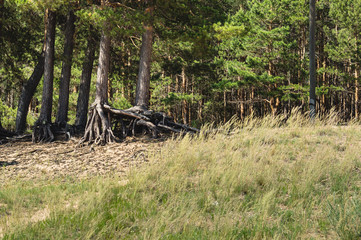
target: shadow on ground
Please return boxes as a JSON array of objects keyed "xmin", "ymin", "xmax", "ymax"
[{"xmin": 0, "ymin": 160, "xmax": 18, "ymax": 167}]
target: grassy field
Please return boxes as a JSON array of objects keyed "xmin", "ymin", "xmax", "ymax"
[{"xmin": 1, "ymin": 111, "xmax": 361, "ymax": 239}]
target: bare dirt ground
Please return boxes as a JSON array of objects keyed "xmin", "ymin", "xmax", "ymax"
[{"xmin": 0, "ymin": 137, "xmax": 165, "ymax": 183}]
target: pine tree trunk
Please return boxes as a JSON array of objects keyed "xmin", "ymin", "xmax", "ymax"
[
  {"xmin": 15, "ymin": 51, "xmax": 44, "ymax": 134},
  {"xmin": 40, "ymin": 9, "xmax": 56, "ymax": 123},
  {"xmin": 32, "ymin": 9, "xmax": 56, "ymax": 143},
  {"xmin": 181, "ymin": 66, "xmax": 187, "ymax": 124},
  {"xmin": 240, "ymin": 90, "xmax": 244, "ymax": 120},
  {"xmin": 188, "ymin": 75, "xmax": 193, "ymax": 124},
  {"xmin": 56, "ymin": 10, "xmax": 75, "ymax": 125},
  {"xmin": 223, "ymin": 90, "xmax": 227, "ymax": 123},
  {"xmin": 135, "ymin": 1, "xmax": 154, "ymax": 108},
  {"xmin": 75, "ymin": 29, "xmax": 97, "ymax": 129},
  {"xmin": 80, "ymin": 29, "xmax": 116, "ymax": 145},
  {"xmin": 175, "ymin": 74, "xmax": 180, "ymax": 121},
  {"xmin": 355, "ymin": 67, "xmax": 359, "ymax": 119},
  {"xmin": 309, "ymin": 0, "xmax": 316, "ymax": 118},
  {"xmin": 95, "ymin": 31, "xmax": 111, "ymax": 104},
  {"xmin": 15, "ymin": 5, "xmax": 50, "ymax": 135}
]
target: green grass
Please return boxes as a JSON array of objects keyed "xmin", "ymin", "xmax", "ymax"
[{"xmin": 1, "ymin": 111, "xmax": 361, "ymax": 239}]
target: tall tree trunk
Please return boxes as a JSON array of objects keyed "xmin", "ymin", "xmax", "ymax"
[
  {"xmin": 15, "ymin": 51, "xmax": 44, "ymax": 134},
  {"xmin": 80, "ymin": 29, "xmax": 116, "ymax": 145},
  {"xmin": 355, "ymin": 67, "xmax": 359, "ymax": 119},
  {"xmin": 56, "ymin": 10, "xmax": 75, "ymax": 125},
  {"xmin": 181, "ymin": 66, "xmax": 187, "ymax": 124},
  {"xmin": 135, "ymin": 0, "xmax": 154, "ymax": 108},
  {"xmin": 188, "ymin": 75, "xmax": 193, "ymax": 124},
  {"xmin": 32, "ymin": 9, "xmax": 56, "ymax": 142},
  {"xmin": 223, "ymin": 90, "xmax": 227, "ymax": 123},
  {"xmin": 95, "ymin": 31, "xmax": 111, "ymax": 104},
  {"xmin": 75, "ymin": 29, "xmax": 97, "ymax": 129},
  {"xmin": 15, "ymin": 5, "xmax": 50, "ymax": 134},
  {"xmin": 309, "ymin": 0, "xmax": 316, "ymax": 119},
  {"xmin": 40, "ymin": 9, "xmax": 56, "ymax": 122}
]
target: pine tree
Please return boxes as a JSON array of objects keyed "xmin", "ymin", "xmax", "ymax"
[
  {"xmin": 56, "ymin": 10, "xmax": 76, "ymax": 125},
  {"xmin": 32, "ymin": 9, "xmax": 56, "ymax": 142}
]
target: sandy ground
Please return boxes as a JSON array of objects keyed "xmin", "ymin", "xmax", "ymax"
[{"xmin": 0, "ymin": 137, "xmax": 165, "ymax": 183}]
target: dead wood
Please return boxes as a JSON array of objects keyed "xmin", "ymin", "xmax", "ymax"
[
  {"xmin": 157, "ymin": 123, "xmax": 182, "ymax": 133},
  {"xmin": 79, "ymin": 103, "xmax": 199, "ymax": 145},
  {"xmin": 86, "ymin": 103, "xmax": 199, "ymax": 145},
  {"xmin": 104, "ymin": 104, "xmax": 150, "ymax": 121}
]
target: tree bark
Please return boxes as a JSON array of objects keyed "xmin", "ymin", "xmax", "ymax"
[
  {"xmin": 40, "ymin": 9, "xmax": 56, "ymax": 123},
  {"xmin": 15, "ymin": 3, "xmax": 50, "ymax": 134},
  {"xmin": 80, "ymin": 29, "xmax": 115, "ymax": 145},
  {"xmin": 32, "ymin": 9, "xmax": 56, "ymax": 142},
  {"xmin": 56, "ymin": 10, "xmax": 75, "ymax": 125},
  {"xmin": 309, "ymin": 0, "xmax": 316, "ymax": 119},
  {"xmin": 15, "ymin": 51, "xmax": 44, "ymax": 134},
  {"xmin": 223, "ymin": 90, "xmax": 227, "ymax": 123},
  {"xmin": 181, "ymin": 66, "xmax": 187, "ymax": 124},
  {"xmin": 75, "ymin": 29, "xmax": 97, "ymax": 129},
  {"xmin": 135, "ymin": 1, "xmax": 154, "ymax": 108},
  {"xmin": 95, "ymin": 31, "xmax": 111, "ymax": 104},
  {"xmin": 355, "ymin": 67, "xmax": 359, "ymax": 119}
]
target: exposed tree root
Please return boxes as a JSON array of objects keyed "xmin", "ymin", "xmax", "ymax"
[
  {"xmin": 32, "ymin": 122, "xmax": 54, "ymax": 143},
  {"xmin": 79, "ymin": 103, "xmax": 199, "ymax": 145},
  {"xmin": 79, "ymin": 103, "xmax": 117, "ymax": 145}
]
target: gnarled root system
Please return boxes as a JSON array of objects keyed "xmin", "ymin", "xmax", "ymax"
[
  {"xmin": 32, "ymin": 122, "xmax": 54, "ymax": 143},
  {"xmin": 80, "ymin": 103, "xmax": 116, "ymax": 145}
]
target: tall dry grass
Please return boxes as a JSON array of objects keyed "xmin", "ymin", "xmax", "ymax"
[{"xmin": 2, "ymin": 109, "xmax": 361, "ymax": 239}]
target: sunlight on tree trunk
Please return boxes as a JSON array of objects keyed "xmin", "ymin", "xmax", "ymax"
[
  {"xmin": 80, "ymin": 29, "xmax": 116, "ymax": 145},
  {"xmin": 135, "ymin": 1, "xmax": 154, "ymax": 108}
]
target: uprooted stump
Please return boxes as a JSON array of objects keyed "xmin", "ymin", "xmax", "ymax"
[{"xmin": 79, "ymin": 104, "xmax": 199, "ymax": 145}]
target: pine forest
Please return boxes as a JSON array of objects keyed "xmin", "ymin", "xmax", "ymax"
[{"xmin": 1, "ymin": 0, "xmax": 361, "ymax": 138}]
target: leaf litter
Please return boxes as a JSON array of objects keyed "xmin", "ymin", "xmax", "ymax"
[{"xmin": 0, "ymin": 137, "xmax": 165, "ymax": 183}]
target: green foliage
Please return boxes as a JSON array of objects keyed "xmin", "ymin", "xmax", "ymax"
[
  {"xmin": 3, "ymin": 0, "xmax": 361, "ymax": 130},
  {"xmin": 0, "ymin": 100, "xmax": 17, "ymax": 130},
  {"xmin": 111, "ymin": 94, "xmax": 132, "ymax": 110}
]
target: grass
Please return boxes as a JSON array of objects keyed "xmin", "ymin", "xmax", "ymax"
[
  {"xmin": 1, "ymin": 110, "xmax": 361, "ymax": 239},
  {"xmin": 0, "ymin": 176, "xmax": 119, "ymax": 238}
]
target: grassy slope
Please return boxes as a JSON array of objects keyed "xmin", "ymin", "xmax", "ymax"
[{"xmin": 2, "ymin": 112, "xmax": 361, "ymax": 239}]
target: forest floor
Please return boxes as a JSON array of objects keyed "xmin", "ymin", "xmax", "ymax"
[{"xmin": 0, "ymin": 136, "xmax": 165, "ymax": 183}]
